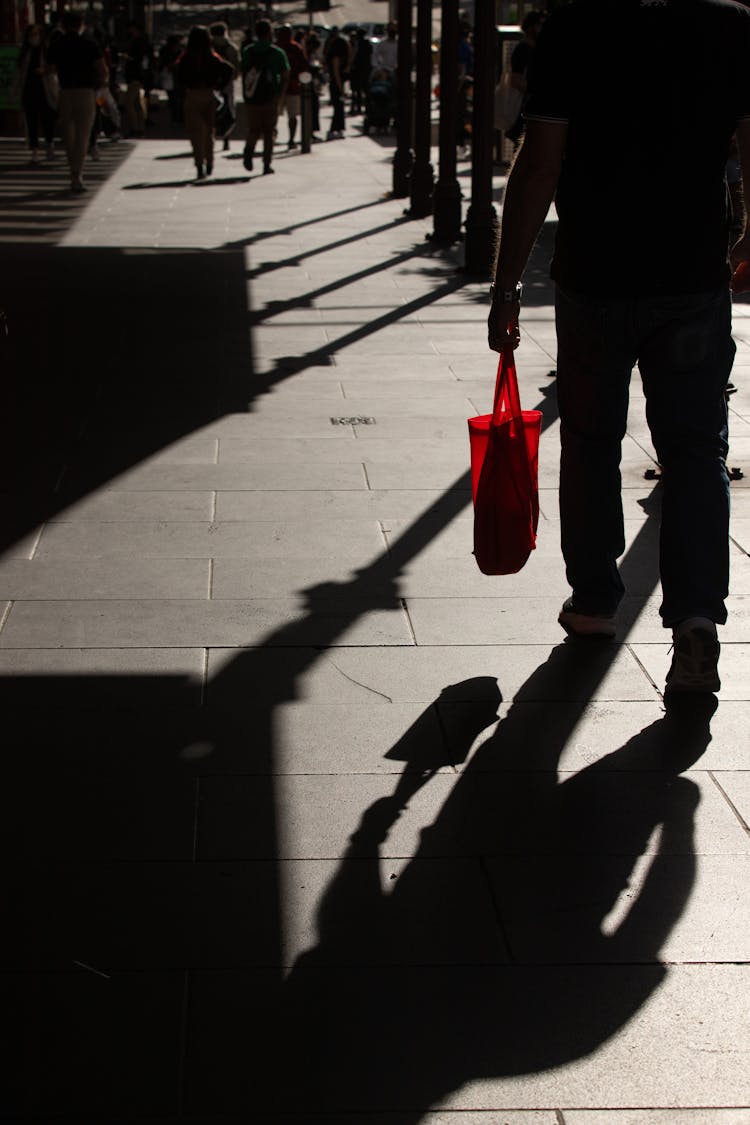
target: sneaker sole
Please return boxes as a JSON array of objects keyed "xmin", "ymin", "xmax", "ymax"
[{"xmin": 558, "ymin": 612, "xmax": 617, "ymax": 639}]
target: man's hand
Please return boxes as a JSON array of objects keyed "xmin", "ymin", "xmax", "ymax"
[{"xmin": 488, "ymin": 294, "xmax": 521, "ymax": 352}]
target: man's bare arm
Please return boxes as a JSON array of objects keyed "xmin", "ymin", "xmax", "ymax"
[{"xmin": 488, "ymin": 118, "xmax": 568, "ymax": 351}]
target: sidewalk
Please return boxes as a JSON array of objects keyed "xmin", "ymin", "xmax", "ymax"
[{"xmin": 2, "ymin": 130, "xmax": 750, "ymax": 1122}]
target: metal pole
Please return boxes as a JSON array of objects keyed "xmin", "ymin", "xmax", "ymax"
[
  {"xmin": 409, "ymin": 0, "xmax": 433, "ymax": 217},
  {"xmin": 392, "ymin": 0, "xmax": 413, "ymax": 198},
  {"xmin": 464, "ymin": 0, "xmax": 498, "ymax": 275},
  {"xmin": 432, "ymin": 0, "xmax": 461, "ymax": 242}
]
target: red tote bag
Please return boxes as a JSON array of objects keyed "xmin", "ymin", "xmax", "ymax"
[{"xmin": 468, "ymin": 347, "xmax": 542, "ymax": 575}]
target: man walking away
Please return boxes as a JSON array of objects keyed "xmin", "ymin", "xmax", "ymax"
[
  {"xmin": 242, "ymin": 19, "xmax": 289, "ymax": 174},
  {"xmin": 46, "ymin": 11, "xmax": 106, "ymax": 193},
  {"xmin": 488, "ymin": 0, "xmax": 750, "ymax": 695},
  {"xmin": 275, "ymin": 24, "xmax": 309, "ymax": 150}
]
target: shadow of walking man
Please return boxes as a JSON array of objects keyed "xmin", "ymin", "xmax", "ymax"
[{"xmin": 277, "ymin": 647, "xmax": 716, "ymax": 1121}]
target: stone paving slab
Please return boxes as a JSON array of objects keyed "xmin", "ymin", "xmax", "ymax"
[
  {"xmin": 0, "ymin": 598, "xmax": 414, "ymax": 649},
  {"xmin": 0, "ymin": 648, "xmax": 204, "ymax": 705},
  {"xmin": 448, "ymin": 699, "xmax": 750, "ymax": 773},
  {"xmin": 0, "ymin": 557, "xmax": 210, "ymax": 599},
  {"xmin": 34, "ymin": 518, "xmax": 387, "ymax": 560},
  {"xmin": 214, "ymin": 487, "xmax": 472, "ymax": 521},
  {"xmin": 566, "ymin": 1114, "xmax": 750, "ymax": 1125},
  {"xmin": 206, "ymin": 643, "xmax": 659, "ymax": 705},
  {"xmin": 89, "ymin": 461, "xmax": 369, "ymax": 491},
  {"xmin": 2, "ymin": 969, "xmax": 183, "ymax": 1118},
  {"xmin": 45, "ymin": 490, "xmax": 215, "ymax": 522},
  {"xmin": 182, "ymin": 964, "xmax": 750, "ymax": 1114}
]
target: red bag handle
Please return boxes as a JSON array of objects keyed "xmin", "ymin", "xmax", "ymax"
[{"xmin": 491, "ymin": 345, "xmax": 523, "ymax": 427}]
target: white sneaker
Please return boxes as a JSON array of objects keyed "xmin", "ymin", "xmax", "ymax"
[{"xmin": 665, "ymin": 618, "xmax": 720, "ymax": 695}]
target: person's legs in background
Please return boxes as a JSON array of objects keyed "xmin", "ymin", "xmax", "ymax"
[
  {"xmin": 125, "ymin": 79, "xmax": 145, "ymax": 134},
  {"xmin": 22, "ymin": 96, "xmax": 41, "ymax": 162},
  {"xmin": 244, "ymin": 104, "xmax": 261, "ymax": 171},
  {"xmin": 328, "ymin": 82, "xmax": 345, "ymax": 137},
  {"xmin": 41, "ymin": 95, "xmax": 57, "ymax": 157},
  {"xmin": 58, "ymin": 88, "xmax": 95, "ymax": 191},
  {"xmin": 286, "ymin": 94, "xmax": 300, "ymax": 149},
  {"xmin": 261, "ymin": 102, "xmax": 277, "ymax": 171},
  {"xmin": 201, "ymin": 89, "xmax": 216, "ymax": 174},
  {"xmin": 184, "ymin": 89, "xmax": 205, "ymax": 177}
]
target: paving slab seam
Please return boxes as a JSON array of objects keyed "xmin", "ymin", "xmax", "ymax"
[
  {"xmin": 708, "ymin": 773, "xmax": 750, "ymax": 838},
  {"xmin": 623, "ymin": 642, "xmax": 662, "ymax": 696},
  {"xmin": 0, "ymin": 600, "xmax": 12, "ymax": 635}
]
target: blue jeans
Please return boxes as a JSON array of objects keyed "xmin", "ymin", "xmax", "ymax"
[{"xmin": 555, "ymin": 285, "xmax": 734, "ymax": 627}]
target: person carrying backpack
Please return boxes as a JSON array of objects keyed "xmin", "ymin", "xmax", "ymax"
[{"xmin": 241, "ymin": 18, "xmax": 289, "ymax": 174}]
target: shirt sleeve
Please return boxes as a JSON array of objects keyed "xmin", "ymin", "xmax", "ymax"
[{"xmin": 523, "ymin": 10, "xmax": 574, "ymax": 124}]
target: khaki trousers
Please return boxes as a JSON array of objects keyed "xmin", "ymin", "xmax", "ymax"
[
  {"xmin": 125, "ymin": 80, "xmax": 145, "ymax": 133},
  {"xmin": 58, "ymin": 88, "xmax": 96, "ymax": 182},
  {"xmin": 184, "ymin": 87, "xmax": 216, "ymax": 166}
]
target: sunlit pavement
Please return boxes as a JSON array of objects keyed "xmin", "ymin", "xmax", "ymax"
[{"xmin": 2, "ymin": 129, "xmax": 750, "ymax": 1122}]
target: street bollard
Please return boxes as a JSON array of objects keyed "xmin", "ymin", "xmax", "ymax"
[{"xmin": 300, "ymin": 71, "xmax": 313, "ymax": 154}]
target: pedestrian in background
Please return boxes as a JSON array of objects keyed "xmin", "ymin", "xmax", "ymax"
[
  {"xmin": 489, "ymin": 0, "xmax": 750, "ymax": 695},
  {"xmin": 349, "ymin": 28, "xmax": 372, "ymax": 116},
  {"xmin": 324, "ymin": 26, "xmax": 348, "ymax": 139},
  {"xmin": 177, "ymin": 25, "xmax": 234, "ymax": 180},
  {"xmin": 122, "ymin": 21, "xmax": 151, "ymax": 136},
  {"xmin": 210, "ymin": 22, "xmax": 239, "ymax": 150},
  {"xmin": 15, "ymin": 23, "xmax": 57, "ymax": 164},
  {"xmin": 503, "ymin": 9, "xmax": 545, "ymax": 149},
  {"xmin": 275, "ymin": 24, "xmax": 308, "ymax": 150},
  {"xmin": 158, "ymin": 34, "xmax": 184, "ymax": 125},
  {"xmin": 372, "ymin": 21, "xmax": 398, "ymax": 72},
  {"xmin": 242, "ymin": 19, "xmax": 289, "ymax": 174},
  {"xmin": 305, "ymin": 30, "xmax": 323, "ymax": 139},
  {"xmin": 46, "ymin": 10, "xmax": 106, "ymax": 193}
]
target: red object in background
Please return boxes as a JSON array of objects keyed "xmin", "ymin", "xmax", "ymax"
[{"xmin": 731, "ymin": 260, "xmax": 750, "ymax": 293}]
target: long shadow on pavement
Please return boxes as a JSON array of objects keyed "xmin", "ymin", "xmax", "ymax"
[{"xmin": 2, "ymin": 141, "xmax": 695, "ymax": 1120}]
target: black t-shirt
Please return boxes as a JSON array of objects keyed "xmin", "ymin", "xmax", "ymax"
[
  {"xmin": 525, "ymin": 0, "xmax": 750, "ymax": 296},
  {"xmin": 326, "ymin": 35, "xmax": 349, "ymax": 68},
  {"xmin": 47, "ymin": 31, "xmax": 102, "ymax": 89}
]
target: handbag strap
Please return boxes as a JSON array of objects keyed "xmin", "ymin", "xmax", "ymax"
[{"xmin": 491, "ymin": 345, "xmax": 523, "ymax": 426}]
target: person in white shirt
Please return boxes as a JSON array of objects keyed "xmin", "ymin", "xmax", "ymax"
[{"xmin": 372, "ymin": 22, "xmax": 397, "ymax": 72}]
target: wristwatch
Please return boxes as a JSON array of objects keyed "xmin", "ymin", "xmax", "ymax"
[{"xmin": 490, "ymin": 282, "xmax": 523, "ymax": 302}]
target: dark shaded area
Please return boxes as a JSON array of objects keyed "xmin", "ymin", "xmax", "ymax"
[
  {"xmin": 3, "ymin": 473, "xmax": 700, "ymax": 1121},
  {"xmin": 1, "ymin": 243, "xmax": 253, "ymax": 553}
]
